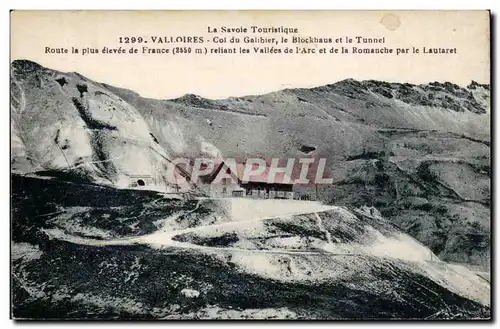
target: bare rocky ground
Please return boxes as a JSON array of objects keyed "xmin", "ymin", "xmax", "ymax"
[
  {"xmin": 11, "ymin": 175, "xmax": 490, "ymax": 319},
  {"xmin": 10, "ymin": 60, "xmax": 490, "ymax": 319}
]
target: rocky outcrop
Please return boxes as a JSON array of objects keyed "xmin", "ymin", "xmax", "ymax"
[
  {"xmin": 11, "ymin": 174, "xmax": 490, "ymax": 319},
  {"xmin": 10, "ymin": 60, "xmax": 490, "ymax": 268}
]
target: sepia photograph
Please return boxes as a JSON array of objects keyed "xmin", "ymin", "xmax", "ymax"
[{"xmin": 9, "ymin": 10, "xmax": 491, "ymax": 320}]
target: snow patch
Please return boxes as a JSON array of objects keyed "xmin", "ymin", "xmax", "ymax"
[
  {"xmin": 11, "ymin": 243, "xmax": 43, "ymax": 261},
  {"xmin": 180, "ymin": 288, "xmax": 200, "ymax": 298}
]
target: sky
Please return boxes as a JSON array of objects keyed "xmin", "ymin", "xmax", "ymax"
[{"xmin": 11, "ymin": 10, "xmax": 490, "ymax": 99}]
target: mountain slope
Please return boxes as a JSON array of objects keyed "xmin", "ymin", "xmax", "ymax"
[
  {"xmin": 10, "ymin": 59, "xmax": 490, "ymax": 269},
  {"xmin": 11, "ymin": 174, "xmax": 490, "ymax": 319}
]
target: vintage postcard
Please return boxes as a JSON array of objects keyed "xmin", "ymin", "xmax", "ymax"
[{"xmin": 10, "ymin": 10, "xmax": 491, "ymax": 320}]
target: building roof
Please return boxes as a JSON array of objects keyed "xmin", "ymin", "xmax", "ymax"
[{"xmin": 208, "ymin": 158, "xmax": 294, "ymax": 185}]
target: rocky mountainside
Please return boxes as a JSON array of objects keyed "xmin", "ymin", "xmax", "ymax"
[
  {"xmin": 11, "ymin": 175, "xmax": 490, "ymax": 319},
  {"xmin": 10, "ymin": 60, "xmax": 490, "ymax": 269}
]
